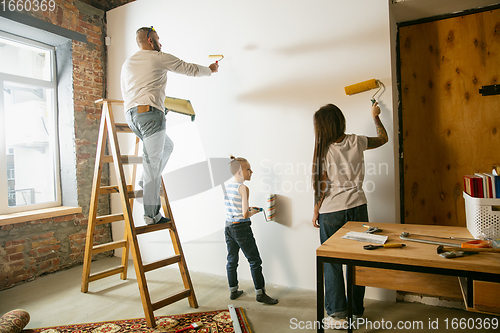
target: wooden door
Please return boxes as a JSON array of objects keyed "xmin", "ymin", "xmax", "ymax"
[{"xmin": 399, "ymin": 8, "xmax": 500, "ymax": 226}]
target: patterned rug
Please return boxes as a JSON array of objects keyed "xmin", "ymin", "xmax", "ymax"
[{"xmin": 23, "ymin": 308, "xmax": 252, "ymax": 333}]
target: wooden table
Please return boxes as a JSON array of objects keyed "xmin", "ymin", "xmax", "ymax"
[{"xmin": 316, "ymin": 222, "xmax": 500, "ymax": 333}]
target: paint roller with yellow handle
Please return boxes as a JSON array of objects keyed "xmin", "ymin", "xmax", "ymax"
[
  {"xmin": 344, "ymin": 79, "xmax": 383, "ymax": 104},
  {"xmin": 208, "ymin": 54, "xmax": 224, "ymax": 63}
]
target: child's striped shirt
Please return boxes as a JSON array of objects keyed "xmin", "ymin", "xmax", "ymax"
[{"xmin": 225, "ymin": 182, "xmax": 250, "ymax": 224}]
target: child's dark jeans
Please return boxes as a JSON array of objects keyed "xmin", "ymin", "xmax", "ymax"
[{"xmin": 225, "ymin": 221, "xmax": 265, "ymax": 294}]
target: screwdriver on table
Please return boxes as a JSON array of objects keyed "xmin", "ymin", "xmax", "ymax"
[{"xmin": 363, "ymin": 244, "xmax": 406, "ymax": 250}]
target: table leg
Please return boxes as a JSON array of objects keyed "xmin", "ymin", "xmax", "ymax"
[
  {"xmin": 466, "ymin": 277, "xmax": 474, "ymax": 309},
  {"xmin": 347, "ymin": 264, "xmax": 354, "ymax": 333},
  {"xmin": 317, "ymin": 257, "xmax": 324, "ymax": 333},
  {"xmin": 458, "ymin": 276, "xmax": 475, "ymax": 309}
]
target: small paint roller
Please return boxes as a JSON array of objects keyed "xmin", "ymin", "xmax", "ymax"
[
  {"xmin": 267, "ymin": 193, "xmax": 276, "ymax": 222},
  {"xmin": 248, "ymin": 194, "xmax": 275, "ymax": 222},
  {"xmin": 344, "ymin": 79, "xmax": 383, "ymax": 105},
  {"xmin": 208, "ymin": 54, "xmax": 224, "ymax": 64}
]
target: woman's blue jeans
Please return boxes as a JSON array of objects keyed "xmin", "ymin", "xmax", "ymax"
[
  {"xmin": 319, "ymin": 204, "xmax": 368, "ymax": 318},
  {"xmin": 125, "ymin": 107, "xmax": 174, "ymax": 224},
  {"xmin": 225, "ymin": 222, "xmax": 265, "ymax": 294}
]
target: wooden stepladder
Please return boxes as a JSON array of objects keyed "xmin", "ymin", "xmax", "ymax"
[{"xmin": 81, "ymin": 99, "xmax": 198, "ymax": 328}]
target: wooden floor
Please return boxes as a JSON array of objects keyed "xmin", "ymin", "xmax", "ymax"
[{"xmin": 0, "ymin": 257, "xmax": 498, "ymax": 332}]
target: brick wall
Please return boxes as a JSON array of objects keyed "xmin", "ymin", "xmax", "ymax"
[{"xmin": 0, "ymin": 0, "xmax": 114, "ymax": 291}]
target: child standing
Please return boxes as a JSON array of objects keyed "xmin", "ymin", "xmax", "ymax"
[
  {"xmin": 224, "ymin": 156, "xmax": 278, "ymax": 305},
  {"xmin": 311, "ymin": 102, "xmax": 388, "ymax": 328}
]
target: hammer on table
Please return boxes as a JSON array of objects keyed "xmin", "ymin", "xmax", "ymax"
[{"xmin": 363, "ymin": 224, "xmax": 382, "ymax": 234}]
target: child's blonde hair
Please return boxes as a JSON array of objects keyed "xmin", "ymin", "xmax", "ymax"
[{"xmin": 229, "ymin": 155, "xmax": 248, "ymax": 175}]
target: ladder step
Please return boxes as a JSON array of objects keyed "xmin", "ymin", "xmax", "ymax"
[
  {"xmin": 128, "ymin": 190, "xmax": 143, "ymax": 198},
  {"xmin": 152, "ymin": 289, "xmax": 192, "ymax": 311},
  {"xmin": 135, "ymin": 222, "xmax": 173, "ymax": 235},
  {"xmin": 115, "ymin": 123, "xmax": 133, "ymax": 133},
  {"xmin": 96, "ymin": 213, "xmax": 124, "ymax": 225},
  {"xmin": 95, "ymin": 98, "xmax": 124, "ymax": 105},
  {"xmin": 143, "ymin": 255, "xmax": 182, "ymax": 272},
  {"xmin": 93, "ymin": 240, "xmax": 127, "ymax": 254},
  {"xmin": 88, "ymin": 265, "xmax": 126, "ymax": 282},
  {"xmin": 98, "ymin": 186, "xmax": 141, "ymax": 199},
  {"xmin": 102, "ymin": 155, "xmax": 142, "ymax": 164},
  {"xmin": 100, "ymin": 185, "xmax": 133, "ymax": 194}
]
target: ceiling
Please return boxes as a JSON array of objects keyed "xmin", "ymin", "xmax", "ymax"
[
  {"xmin": 390, "ymin": 0, "xmax": 500, "ymax": 24},
  {"xmin": 80, "ymin": 0, "xmax": 136, "ymax": 12},
  {"xmin": 81, "ymin": 0, "xmax": 500, "ymax": 21}
]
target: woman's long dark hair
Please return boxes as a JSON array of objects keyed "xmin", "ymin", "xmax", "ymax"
[{"xmin": 312, "ymin": 104, "xmax": 346, "ymax": 202}]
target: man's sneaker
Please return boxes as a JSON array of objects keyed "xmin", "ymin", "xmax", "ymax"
[
  {"xmin": 256, "ymin": 292, "xmax": 278, "ymax": 305},
  {"xmin": 156, "ymin": 216, "xmax": 170, "ymax": 224},
  {"xmin": 146, "ymin": 216, "xmax": 171, "ymax": 225}
]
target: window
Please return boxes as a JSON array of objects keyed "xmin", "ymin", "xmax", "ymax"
[{"xmin": 0, "ymin": 31, "xmax": 60, "ymax": 214}]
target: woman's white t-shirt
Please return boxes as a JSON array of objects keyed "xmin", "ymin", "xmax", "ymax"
[{"xmin": 319, "ymin": 134, "xmax": 368, "ymax": 214}]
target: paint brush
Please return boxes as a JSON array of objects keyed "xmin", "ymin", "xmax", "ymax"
[
  {"xmin": 174, "ymin": 322, "xmax": 203, "ymax": 332},
  {"xmin": 209, "ymin": 54, "xmax": 224, "ymax": 63}
]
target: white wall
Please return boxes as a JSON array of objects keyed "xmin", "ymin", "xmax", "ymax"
[{"xmin": 106, "ymin": 0, "xmax": 396, "ymax": 293}]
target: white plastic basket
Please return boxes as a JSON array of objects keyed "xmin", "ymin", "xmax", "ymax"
[{"xmin": 463, "ymin": 192, "xmax": 500, "ymax": 239}]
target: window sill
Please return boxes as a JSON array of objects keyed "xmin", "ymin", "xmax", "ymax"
[{"xmin": 0, "ymin": 206, "xmax": 82, "ymax": 226}]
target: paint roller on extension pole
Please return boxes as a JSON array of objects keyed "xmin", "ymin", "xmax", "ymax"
[{"xmin": 344, "ymin": 79, "xmax": 385, "ymax": 105}]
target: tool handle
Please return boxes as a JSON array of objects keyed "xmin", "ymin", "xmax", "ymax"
[
  {"xmin": 440, "ymin": 246, "xmax": 500, "ymax": 253},
  {"xmin": 461, "ymin": 240, "xmax": 491, "ymax": 248},
  {"xmin": 175, "ymin": 325, "xmax": 193, "ymax": 333},
  {"xmin": 383, "ymin": 243, "xmax": 406, "ymax": 248}
]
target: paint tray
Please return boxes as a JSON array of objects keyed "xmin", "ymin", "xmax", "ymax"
[
  {"xmin": 164, "ymin": 96, "xmax": 196, "ymax": 121},
  {"xmin": 341, "ymin": 231, "xmax": 388, "ymax": 244}
]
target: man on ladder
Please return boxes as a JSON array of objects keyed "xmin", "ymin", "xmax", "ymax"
[{"xmin": 121, "ymin": 26, "xmax": 219, "ymax": 225}]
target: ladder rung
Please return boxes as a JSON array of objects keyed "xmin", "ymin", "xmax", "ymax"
[
  {"xmin": 143, "ymin": 255, "xmax": 182, "ymax": 272},
  {"xmin": 93, "ymin": 240, "xmax": 127, "ymax": 254},
  {"xmin": 135, "ymin": 222, "xmax": 173, "ymax": 235},
  {"xmin": 115, "ymin": 123, "xmax": 133, "ymax": 133},
  {"xmin": 152, "ymin": 289, "xmax": 192, "ymax": 311},
  {"xmin": 102, "ymin": 155, "xmax": 143, "ymax": 164},
  {"xmin": 128, "ymin": 190, "xmax": 143, "ymax": 198},
  {"xmin": 96, "ymin": 213, "xmax": 124, "ymax": 225},
  {"xmin": 95, "ymin": 98, "xmax": 124, "ymax": 105},
  {"xmin": 88, "ymin": 265, "xmax": 126, "ymax": 282},
  {"xmin": 100, "ymin": 185, "xmax": 133, "ymax": 194}
]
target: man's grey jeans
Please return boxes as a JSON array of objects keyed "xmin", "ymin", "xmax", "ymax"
[{"xmin": 125, "ymin": 106, "xmax": 173, "ymax": 225}]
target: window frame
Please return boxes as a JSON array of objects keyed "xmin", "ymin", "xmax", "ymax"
[{"xmin": 0, "ymin": 30, "xmax": 61, "ymax": 214}]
